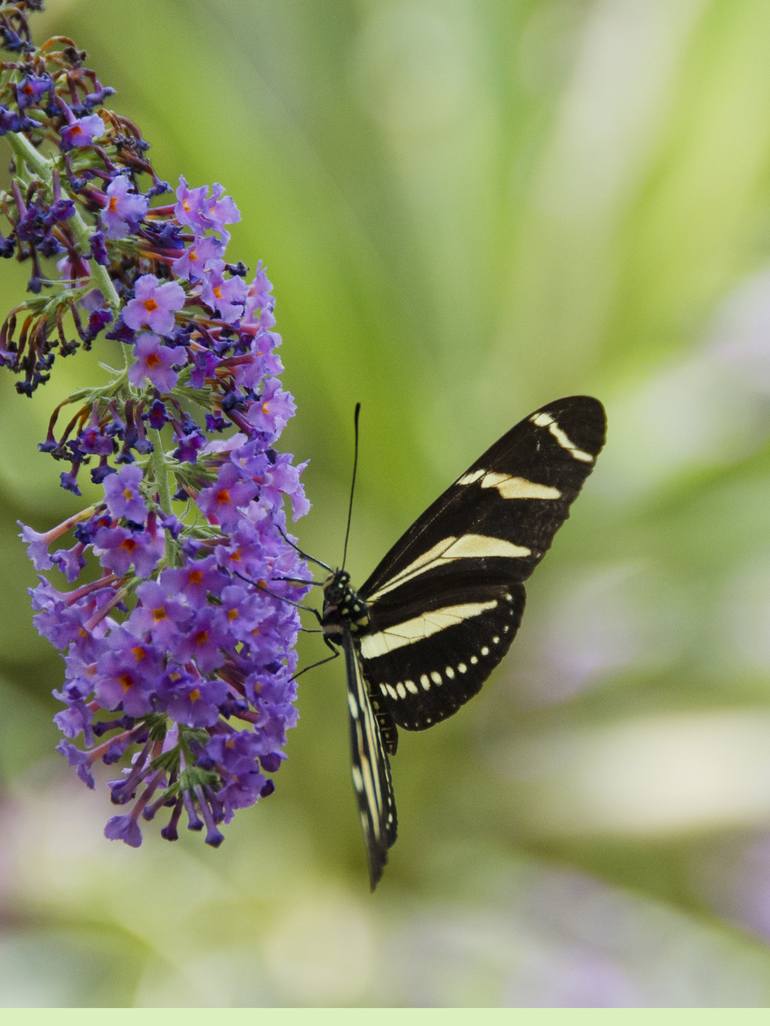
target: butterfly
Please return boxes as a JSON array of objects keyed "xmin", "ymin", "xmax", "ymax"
[{"xmin": 318, "ymin": 396, "xmax": 606, "ymax": 888}]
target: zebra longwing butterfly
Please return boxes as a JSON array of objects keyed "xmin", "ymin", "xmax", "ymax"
[{"xmin": 319, "ymin": 396, "xmax": 606, "ymax": 889}]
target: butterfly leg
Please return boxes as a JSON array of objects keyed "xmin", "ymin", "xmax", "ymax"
[{"xmin": 291, "ymin": 645, "xmax": 340, "ymax": 682}]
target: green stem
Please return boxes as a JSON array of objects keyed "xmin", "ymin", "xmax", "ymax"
[
  {"xmin": 151, "ymin": 429, "xmax": 175, "ymax": 563},
  {"xmin": 151, "ymin": 429, "xmax": 174, "ymax": 511},
  {"xmin": 7, "ymin": 132, "xmax": 121, "ymax": 312}
]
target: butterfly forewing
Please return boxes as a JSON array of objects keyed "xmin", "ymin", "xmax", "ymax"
[
  {"xmin": 342, "ymin": 629, "xmax": 398, "ymax": 889},
  {"xmin": 361, "ymin": 396, "xmax": 605, "ymax": 597},
  {"xmin": 357, "ymin": 396, "xmax": 606, "ymax": 730}
]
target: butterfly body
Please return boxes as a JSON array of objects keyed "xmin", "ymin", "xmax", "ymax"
[
  {"xmin": 321, "ymin": 395, "xmax": 607, "ymax": 889},
  {"xmin": 321, "ymin": 570, "xmax": 370, "ymax": 643}
]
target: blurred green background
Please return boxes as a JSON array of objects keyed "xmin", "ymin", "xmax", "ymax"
[{"xmin": 2, "ymin": 0, "xmax": 770, "ymax": 1007}]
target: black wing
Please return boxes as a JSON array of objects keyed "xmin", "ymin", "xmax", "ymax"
[
  {"xmin": 357, "ymin": 396, "xmax": 606, "ymax": 730},
  {"xmin": 342, "ymin": 628, "xmax": 398, "ymax": 890}
]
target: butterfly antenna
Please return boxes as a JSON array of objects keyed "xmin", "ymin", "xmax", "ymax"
[
  {"xmin": 276, "ymin": 524, "xmax": 333, "ymax": 573},
  {"xmin": 341, "ymin": 402, "xmax": 361, "ymax": 571},
  {"xmin": 233, "ymin": 569, "xmax": 323, "ymax": 622}
]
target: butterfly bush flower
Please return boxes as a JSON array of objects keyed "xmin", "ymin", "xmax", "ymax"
[{"xmin": 0, "ymin": 1, "xmax": 311, "ymax": 848}]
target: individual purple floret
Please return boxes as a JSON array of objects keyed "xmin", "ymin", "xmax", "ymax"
[
  {"xmin": 103, "ymin": 465, "xmax": 148, "ymax": 524},
  {"xmin": 104, "ymin": 814, "xmax": 143, "ymax": 848},
  {"xmin": 59, "ymin": 112, "xmax": 104, "ymax": 150},
  {"xmin": 128, "ymin": 333, "xmax": 186, "ymax": 392},
  {"xmin": 172, "ymin": 235, "xmax": 223, "ymax": 281},
  {"xmin": 175, "ymin": 176, "xmax": 240, "ymax": 238},
  {"xmin": 122, "ymin": 273, "xmax": 186, "ymax": 337},
  {"xmin": 101, "ymin": 175, "xmax": 149, "ymax": 239}
]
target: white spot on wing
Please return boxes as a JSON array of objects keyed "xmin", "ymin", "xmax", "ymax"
[
  {"xmin": 430, "ymin": 670, "xmax": 442, "ymax": 685},
  {"xmin": 405, "ymin": 679, "xmax": 418, "ymax": 694},
  {"xmin": 396, "ymin": 682, "xmax": 407, "ymax": 699}
]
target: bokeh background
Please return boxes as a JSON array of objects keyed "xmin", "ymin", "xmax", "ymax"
[{"xmin": 2, "ymin": 0, "xmax": 770, "ymax": 1007}]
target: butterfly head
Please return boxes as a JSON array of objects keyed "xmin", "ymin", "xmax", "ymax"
[{"xmin": 321, "ymin": 569, "xmax": 370, "ymax": 642}]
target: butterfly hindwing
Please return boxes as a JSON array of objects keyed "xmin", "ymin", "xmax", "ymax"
[
  {"xmin": 343, "ymin": 629, "xmax": 398, "ymax": 890},
  {"xmin": 357, "ymin": 396, "xmax": 606, "ymax": 730},
  {"xmin": 360, "ymin": 577, "xmax": 526, "ymax": 730}
]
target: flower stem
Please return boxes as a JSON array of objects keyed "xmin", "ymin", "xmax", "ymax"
[{"xmin": 151, "ymin": 429, "xmax": 174, "ymax": 514}]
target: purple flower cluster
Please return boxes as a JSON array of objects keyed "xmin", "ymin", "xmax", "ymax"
[{"xmin": 0, "ymin": 3, "xmax": 312, "ymax": 847}]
